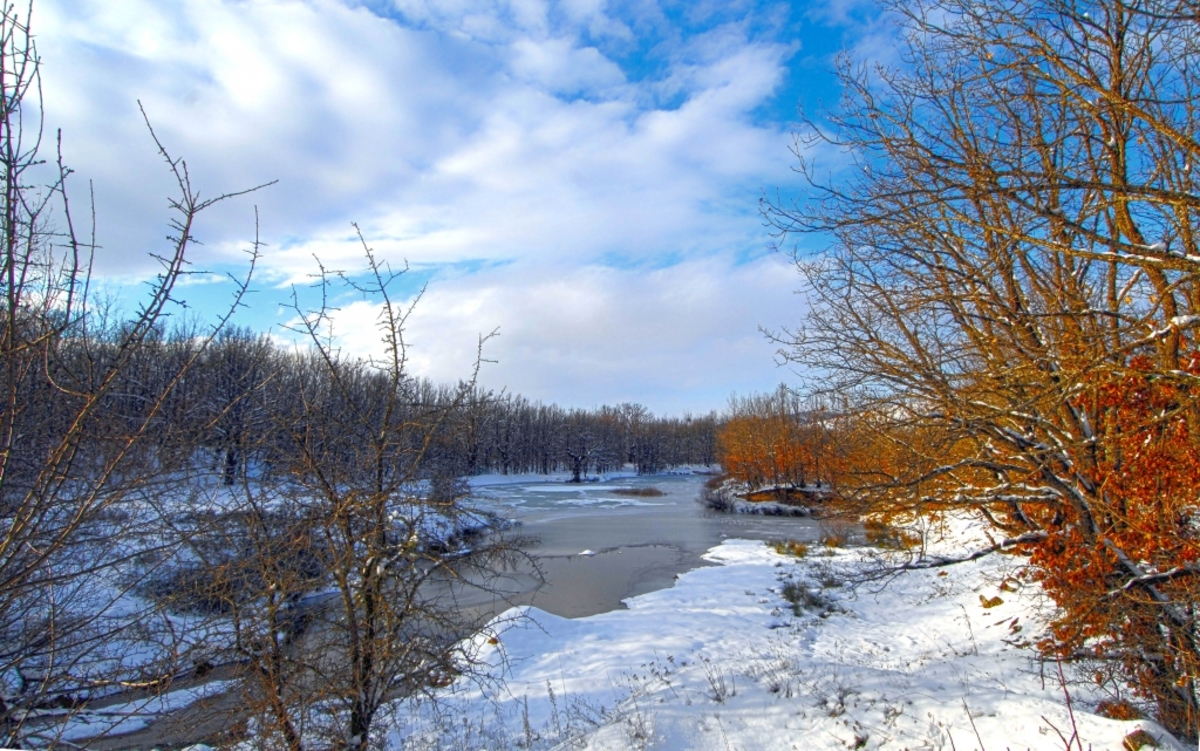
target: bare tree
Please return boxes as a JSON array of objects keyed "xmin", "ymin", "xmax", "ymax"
[
  {"xmin": 0, "ymin": 1, "xmax": 269, "ymax": 742},
  {"xmin": 765, "ymin": 0, "xmax": 1200, "ymax": 738},
  {"xmin": 199, "ymin": 232, "xmax": 525, "ymax": 750}
]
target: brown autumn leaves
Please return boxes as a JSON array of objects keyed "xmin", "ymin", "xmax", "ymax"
[{"xmin": 718, "ymin": 0, "xmax": 1200, "ymax": 740}]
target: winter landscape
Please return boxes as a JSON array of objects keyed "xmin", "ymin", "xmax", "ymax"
[{"xmin": 4, "ymin": 0, "xmax": 1200, "ymax": 749}]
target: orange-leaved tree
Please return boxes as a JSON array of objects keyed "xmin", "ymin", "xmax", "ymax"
[
  {"xmin": 1030, "ymin": 355, "xmax": 1200, "ymax": 731},
  {"xmin": 764, "ymin": 0, "xmax": 1200, "ymax": 737},
  {"xmin": 717, "ymin": 386, "xmax": 844, "ymax": 491},
  {"xmin": 718, "ymin": 413, "xmax": 808, "ymax": 489}
]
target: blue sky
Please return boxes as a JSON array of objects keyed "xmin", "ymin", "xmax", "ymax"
[{"xmin": 37, "ymin": 0, "xmax": 888, "ymax": 414}]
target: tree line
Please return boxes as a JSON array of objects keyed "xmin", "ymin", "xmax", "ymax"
[
  {"xmin": 45, "ymin": 322, "xmax": 719, "ymax": 489},
  {"xmin": 715, "ymin": 385, "xmax": 844, "ymax": 492}
]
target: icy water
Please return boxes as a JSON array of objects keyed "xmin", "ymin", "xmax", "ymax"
[{"xmin": 467, "ymin": 473, "xmax": 822, "ymax": 618}]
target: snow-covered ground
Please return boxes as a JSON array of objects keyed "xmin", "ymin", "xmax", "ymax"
[
  {"xmin": 15, "ymin": 478, "xmax": 513, "ymax": 747},
  {"xmin": 389, "ymin": 525, "xmax": 1188, "ymax": 750},
  {"xmin": 80, "ymin": 475, "xmax": 1185, "ymax": 751},
  {"xmin": 699, "ymin": 476, "xmax": 819, "ymax": 517}
]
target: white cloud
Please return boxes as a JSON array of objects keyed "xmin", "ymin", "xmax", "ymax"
[
  {"xmin": 34, "ymin": 0, "xmax": 817, "ymax": 412},
  {"xmin": 508, "ymin": 37, "xmax": 625, "ymax": 93},
  {"xmin": 326, "ymin": 253, "xmax": 804, "ymax": 413}
]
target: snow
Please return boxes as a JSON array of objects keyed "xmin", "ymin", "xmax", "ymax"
[
  {"xmin": 45, "ymin": 472, "xmax": 1188, "ymax": 750},
  {"xmin": 517, "ymin": 484, "xmax": 628, "ymax": 494},
  {"xmin": 702, "ymin": 477, "xmax": 816, "ymax": 517},
  {"xmin": 465, "ymin": 465, "xmax": 714, "ymax": 490},
  {"xmin": 391, "ymin": 530, "xmax": 1190, "ymax": 751},
  {"xmin": 720, "ymin": 498, "xmax": 812, "ymax": 516},
  {"xmin": 554, "ymin": 495, "xmax": 665, "ymax": 508},
  {"xmin": 10, "ymin": 476, "xmax": 508, "ymax": 746}
]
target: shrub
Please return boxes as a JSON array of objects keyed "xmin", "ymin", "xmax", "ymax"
[
  {"xmin": 819, "ymin": 533, "xmax": 845, "ymax": 548},
  {"xmin": 780, "ymin": 580, "xmax": 835, "ymax": 616},
  {"xmin": 1097, "ymin": 699, "xmax": 1143, "ymax": 721},
  {"xmin": 863, "ymin": 519, "xmax": 920, "ymax": 550},
  {"xmin": 770, "ymin": 539, "xmax": 809, "ymax": 558},
  {"xmin": 704, "ymin": 474, "xmax": 729, "ymax": 490}
]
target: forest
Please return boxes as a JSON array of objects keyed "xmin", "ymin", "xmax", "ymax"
[{"xmin": 24, "ymin": 321, "xmax": 718, "ymax": 488}]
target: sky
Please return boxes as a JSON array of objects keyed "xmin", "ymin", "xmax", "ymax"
[{"xmin": 34, "ymin": 0, "xmax": 889, "ymax": 415}]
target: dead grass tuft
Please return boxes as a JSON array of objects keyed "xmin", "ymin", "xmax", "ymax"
[{"xmin": 612, "ymin": 487, "xmax": 666, "ymax": 497}]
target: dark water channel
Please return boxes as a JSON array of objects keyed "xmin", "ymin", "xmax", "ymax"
[{"xmin": 465, "ymin": 472, "xmax": 822, "ymax": 618}]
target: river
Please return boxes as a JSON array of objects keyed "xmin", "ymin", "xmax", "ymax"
[{"xmin": 464, "ymin": 471, "xmax": 823, "ymax": 618}]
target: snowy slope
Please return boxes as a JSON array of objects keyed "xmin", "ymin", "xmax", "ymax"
[{"xmin": 392, "ymin": 535, "xmax": 1189, "ymax": 751}]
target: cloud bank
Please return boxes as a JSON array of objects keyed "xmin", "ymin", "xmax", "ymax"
[{"xmin": 34, "ymin": 0, "xmax": 862, "ymax": 413}]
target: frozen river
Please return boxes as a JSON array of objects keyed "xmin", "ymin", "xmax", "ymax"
[{"xmin": 467, "ymin": 472, "xmax": 822, "ymax": 618}]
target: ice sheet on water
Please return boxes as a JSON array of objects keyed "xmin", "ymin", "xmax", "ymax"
[
  {"xmin": 519, "ymin": 484, "xmax": 623, "ymax": 493},
  {"xmin": 553, "ymin": 496, "xmax": 664, "ymax": 508}
]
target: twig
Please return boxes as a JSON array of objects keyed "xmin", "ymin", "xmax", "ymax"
[{"xmin": 963, "ymin": 699, "xmax": 987, "ymax": 750}]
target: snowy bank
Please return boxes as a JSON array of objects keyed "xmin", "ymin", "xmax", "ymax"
[
  {"xmin": 700, "ymin": 476, "xmax": 818, "ymax": 517},
  {"xmin": 391, "ymin": 536, "xmax": 1187, "ymax": 750}
]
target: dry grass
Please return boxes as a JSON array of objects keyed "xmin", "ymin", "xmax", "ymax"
[
  {"xmin": 703, "ymin": 474, "xmax": 730, "ymax": 490},
  {"xmin": 612, "ymin": 487, "xmax": 666, "ymax": 497},
  {"xmin": 769, "ymin": 539, "xmax": 809, "ymax": 558},
  {"xmin": 1097, "ymin": 698, "xmax": 1142, "ymax": 721},
  {"xmin": 863, "ymin": 519, "xmax": 921, "ymax": 550}
]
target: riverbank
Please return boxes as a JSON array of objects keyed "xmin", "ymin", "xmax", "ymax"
[
  {"xmin": 389, "ymin": 518, "xmax": 1187, "ymax": 751},
  {"xmin": 52, "ymin": 470, "xmax": 806, "ymax": 748},
  {"xmin": 699, "ymin": 475, "xmax": 825, "ymax": 517},
  {"xmin": 461, "ymin": 470, "xmax": 820, "ymax": 618},
  {"xmin": 73, "ymin": 475, "xmax": 1187, "ymax": 750}
]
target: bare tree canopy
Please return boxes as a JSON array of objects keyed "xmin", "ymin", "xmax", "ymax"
[{"xmin": 765, "ymin": 0, "xmax": 1200, "ymax": 739}]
